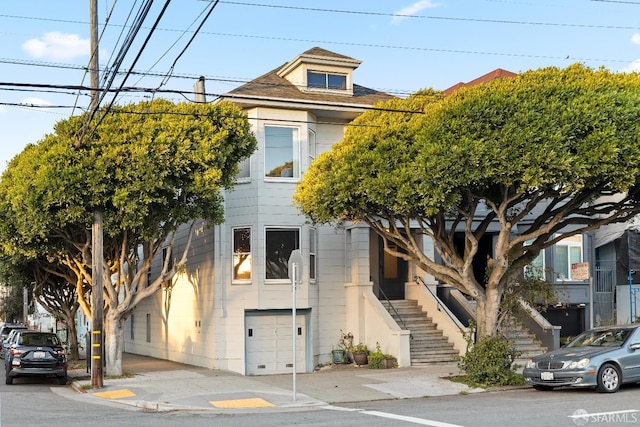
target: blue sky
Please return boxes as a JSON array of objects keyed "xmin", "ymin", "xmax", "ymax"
[{"xmin": 1, "ymin": 0, "xmax": 640, "ymax": 170}]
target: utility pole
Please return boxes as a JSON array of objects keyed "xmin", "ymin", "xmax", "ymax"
[{"xmin": 89, "ymin": 0, "xmax": 104, "ymax": 389}]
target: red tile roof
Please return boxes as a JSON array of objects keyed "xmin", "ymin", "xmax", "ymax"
[{"xmin": 443, "ymin": 68, "xmax": 517, "ymax": 95}]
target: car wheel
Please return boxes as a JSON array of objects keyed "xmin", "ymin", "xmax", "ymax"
[
  {"xmin": 58, "ymin": 375, "xmax": 67, "ymax": 385},
  {"xmin": 5, "ymin": 368, "xmax": 12, "ymax": 385},
  {"xmin": 533, "ymin": 385, "xmax": 554, "ymax": 391},
  {"xmin": 596, "ymin": 363, "xmax": 621, "ymax": 393}
]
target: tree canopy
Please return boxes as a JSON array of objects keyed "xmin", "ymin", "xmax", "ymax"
[
  {"xmin": 0, "ymin": 98, "xmax": 257, "ymax": 373},
  {"xmin": 294, "ymin": 64, "xmax": 640, "ymax": 338}
]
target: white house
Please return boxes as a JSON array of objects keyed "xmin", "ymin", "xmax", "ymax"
[{"xmin": 124, "ymin": 47, "xmax": 452, "ymax": 375}]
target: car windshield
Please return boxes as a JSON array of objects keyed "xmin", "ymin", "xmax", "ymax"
[{"xmin": 567, "ymin": 328, "xmax": 631, "ymax": 348}]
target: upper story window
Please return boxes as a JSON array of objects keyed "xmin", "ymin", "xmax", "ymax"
[
  {"xmin": 237, "ymin": 157, "xmax": 250, "ymax": 182},
  {"xmin": 307, "ymin": 71, "xmax": 346, "ymax": 90},
  {"xmin": 554, "ymin": 235, "xmax": 583, "ymax": 280},
  {"xmin": 524, "ymin": 242, "xmax": 545, "ymax": 280},
  {"xmin": 265, "ymin": 126, "xmax": 299, "ymax": 179},
  {"xmin": 308, "ymin": 129, "xmax": 316, "ymax": 163}
]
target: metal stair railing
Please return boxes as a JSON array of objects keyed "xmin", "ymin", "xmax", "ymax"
[
  {"xmin": 414, "ymin": 275, "xmax": 464, "ymax": 328},
  {"xmin": 377, "ymin": 287, "xmax": 413, "ymax": 340}
]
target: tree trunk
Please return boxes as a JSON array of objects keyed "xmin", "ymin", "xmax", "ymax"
[
  {"xmin": 66, "ymin": 311, "xmax": 80, "ymax": 360},
  {"xmin": 475, "ymin": 286, "xmax": 501, "ymax": 339},
  {"xmin": 104, "ymin": 311, "xmax": 124, "ymax": 376}
]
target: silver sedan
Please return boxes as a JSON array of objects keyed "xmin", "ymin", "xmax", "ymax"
[{"xmin": 522, "ymin": 325, "xmax": 640, "ymax": 393}]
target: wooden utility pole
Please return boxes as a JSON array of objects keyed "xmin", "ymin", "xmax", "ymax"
[{"xmin": 89, "ymin": 0, "xmax": 104, "ymax": 389}]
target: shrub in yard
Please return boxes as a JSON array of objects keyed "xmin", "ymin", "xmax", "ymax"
[{"xmin": 458, "ymin": 335, "xmax": 523, "ymax": 387}]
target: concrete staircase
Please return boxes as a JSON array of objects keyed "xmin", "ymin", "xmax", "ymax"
[
  {"xmin": 381, "ymin": 299, "xmax": 459, "ymax": 366},
  {"xmin": 500, "ymin": 316, "xmax": 548, "ymax": 370}
]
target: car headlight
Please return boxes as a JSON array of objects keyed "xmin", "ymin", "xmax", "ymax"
[
  {"xmin": 568, "ymin": 358, "xmax": 590, "ymax": 369},
  {"xmin": 525, "ymin": 359, "xmax": 536, "ymax": 369}
]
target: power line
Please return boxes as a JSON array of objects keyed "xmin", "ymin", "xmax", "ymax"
[
  {"xmin": 4, "ymin": 3, "xmax": 640, "ymax": 30},
  {"xmin": 214, "ymin": 1, "xmax": 640, "ymax": 30}
]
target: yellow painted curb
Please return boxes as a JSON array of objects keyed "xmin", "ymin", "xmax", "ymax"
[
  {"xmin": 93, "ymin": 389, "xmax": 137, "ymax": 399},
  {"xmin": 210, "ymin": 397, "xmax": 276, "ymax": 408}
]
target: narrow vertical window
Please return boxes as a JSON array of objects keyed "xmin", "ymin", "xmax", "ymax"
[
  {"xmin": 265, "ymin": 126, "xmax": 299, "ymax": 178},
  {"xmin": 308, "ymin": 129, "xmax": 316, "ymax": 164},
  {"xmin": 130, "ymin": 314, "xmax": 135, "ymax": 340},
  {"xmin": 146, "ymin": 314, "xmax": 151, "ymax": 343},
  {"xmin": 265, "ymin": 228, "xmax": 300, "ymax": 281},
  {"xmin": 237, "ymin": 157, "xmax": 250, "ymax": 181},
  {"xmin": 309, "ymin": 227, "xmax": 317, "ymax": 282},
  {"xmin": 524, "ymin": 240, "xmax": 545, "ymax": 279},
  {"xmin": 233, "ymin": 227, "xmax": 252, "ymax": 281}
]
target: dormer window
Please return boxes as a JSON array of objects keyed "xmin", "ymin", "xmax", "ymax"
[{"xmin": 307, "ymin": 71, "xmax": 346, "ymax": 91}]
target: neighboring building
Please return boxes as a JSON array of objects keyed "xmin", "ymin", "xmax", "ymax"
[
  {"xmin": 441, "ymin": 70, "xmax": 595, "ymax": 341},
  {"xmin": 593, "ymin": 216, "xmax": 640, "ymax": 325}
]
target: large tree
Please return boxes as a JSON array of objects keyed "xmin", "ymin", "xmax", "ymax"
[
  {"xmin": 0, "ymin": 98, "xmax": 256, "ymax": 374},
  {"xmin": 294, "ymin": 64, "xmax": 640, "ymax": 339}
]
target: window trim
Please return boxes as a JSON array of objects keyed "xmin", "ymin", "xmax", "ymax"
[
  {"xmin": 236, "ymin": 156, "xmax": 251, "ymax": 183},
  {"xmin": 264, "ymin": 125, "xmax": 300, "ymax": 181},
  {"xmin": 554, "ymin": 235, "xmax": 583, "ymax": 281},
  {"xmin": 306, "ymin": 70, "xmax": 347, "ymax": 91},
  {"xmin": 264, "ymin": 226, "xmax": 301, "ymax": 284},
  {"xmin": 232, "ymin": 226, "xmax": 252, "ymax": 284}
]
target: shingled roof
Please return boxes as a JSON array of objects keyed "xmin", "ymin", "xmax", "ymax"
[
  {"xmin": 442, "ymin": 68, "xmax": 517, "ymax": 95},
  {"xmin": 220, "ymin": 47, "xmax": 395, "ymax": 107}
]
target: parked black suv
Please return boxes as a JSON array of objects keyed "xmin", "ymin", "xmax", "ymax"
[{"xmin": 5, "ymin": 330, "xmax": 67, "ymax": 385}]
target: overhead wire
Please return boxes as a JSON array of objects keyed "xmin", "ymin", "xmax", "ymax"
[
  {"xmin": 2, "ymin": 1, "xmax": 640, "ymax": 132},
  {"xmin": 156, "ymin": 0, "xmax": 220, "ymax": 90}
]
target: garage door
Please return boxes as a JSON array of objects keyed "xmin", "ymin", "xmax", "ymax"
[{"xmin": 245, "ymin": 312, "xmax": 307, "ymax": 375}]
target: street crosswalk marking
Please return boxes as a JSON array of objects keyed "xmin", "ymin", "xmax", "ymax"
[{"xmin": 323, "ymin": 405, "xmax": 465, "ymax": 427}]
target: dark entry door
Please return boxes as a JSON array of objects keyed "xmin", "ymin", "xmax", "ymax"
[{"xmin": 377, "ymin": 237, "xmax": 407, "ymax": 300}]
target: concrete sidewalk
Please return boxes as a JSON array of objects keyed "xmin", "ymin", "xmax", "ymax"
[{"xmin": 67, "ymin": 353, "xmax": 486, "ymax": 412}]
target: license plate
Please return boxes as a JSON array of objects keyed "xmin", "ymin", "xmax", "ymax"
[
  {"xmin": 541, "ymin": 371, "xmax": 554, "ymax": 381},
  {"xmin": 33, "ymin": 351, "xmax": 45, "ymax": 358}
]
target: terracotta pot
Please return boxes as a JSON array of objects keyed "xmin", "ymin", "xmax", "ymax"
[{"xmin": 353, "ymin": 352, "xmax": 368, "ymax": 365}]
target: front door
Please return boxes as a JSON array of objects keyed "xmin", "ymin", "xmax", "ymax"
[{"xmin": 373, "ymin": 235, "xmax": 407, "ymax": 300}]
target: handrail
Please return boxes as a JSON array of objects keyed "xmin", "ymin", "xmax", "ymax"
[
  {"xmin": 414, "ymin": 275, "xmax": 464, "ymax": 329},
  {"xmin": 377, "ymin": 287, "xmax": 412, "ymax": 339}
]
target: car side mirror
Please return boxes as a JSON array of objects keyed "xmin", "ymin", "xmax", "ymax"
[{"xmin": 630, "ymin": 343, "xmax": 640, "ymax": 350}]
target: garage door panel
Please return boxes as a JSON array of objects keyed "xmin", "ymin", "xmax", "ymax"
[{"xmin": 246, "ymin": 313, "xmax": 307, "ymax": 375}]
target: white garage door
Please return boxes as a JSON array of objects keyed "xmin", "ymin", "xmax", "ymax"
[{"xmin": 245, "ymin": 312, "xmax": 307, "ymax": 375}]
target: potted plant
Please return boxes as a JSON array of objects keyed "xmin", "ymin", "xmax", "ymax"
[
  {"xmin": 367, "ymin": 342, "xmax": 397, "ymax": 369},
  {"xmin": 352, "ymin": 343, "xmax": 369, "ymax": 366},
  {"xmin": 331, "ymin": 346, "xmax": 345, "ymax": 364},
  {"xmin": 331, "ymin": 330, "xmax": 354, "ymax": 364}
]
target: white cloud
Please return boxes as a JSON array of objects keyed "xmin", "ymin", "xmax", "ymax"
[
  {"xmin": 622, "ymin": 59, "xmax": 640, "ymax": 73},
  {"xmin": 21, "ymin": 97, "xmax": 52, "ymax": 107},
  {"xmin": 392, "ymin": 1, "xmax": 439, "ymax": 25},
  {"xmin": 632, "ymin": 33, "xmax": 640, "ymax": 45},
  {"xmin": 22, "ymin": 32, "xmax": 89, "ymax": 60}
]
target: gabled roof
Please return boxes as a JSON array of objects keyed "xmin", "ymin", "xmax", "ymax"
[
  {"xmin": 219, "ymin": 47, "xmax": 395, "ymax": 108},
  {"xmin": 442, "ymin": 68, "xmax": 517, "ymax": 95}
]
